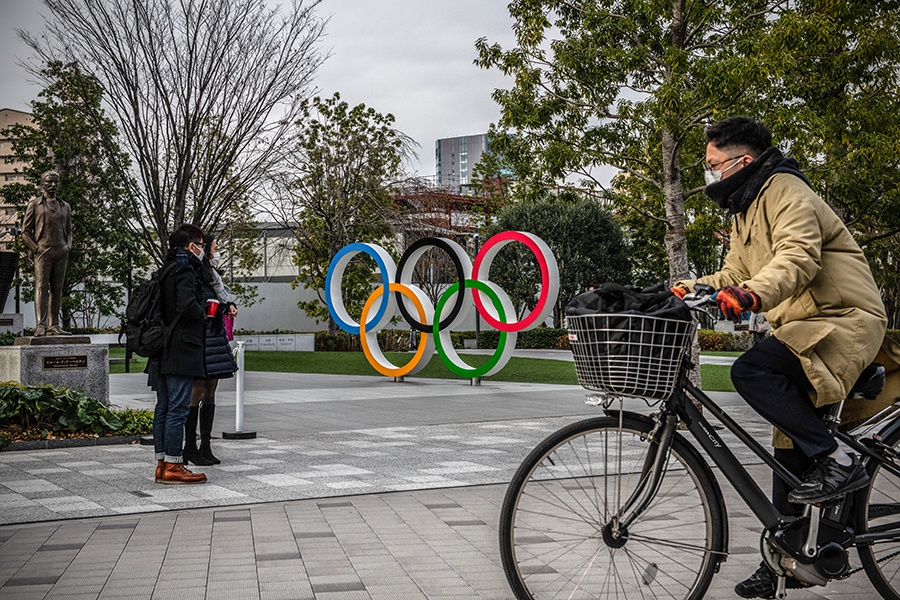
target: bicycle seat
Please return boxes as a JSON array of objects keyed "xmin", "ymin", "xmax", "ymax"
[{"xmin": 849, "ymin": 363, "xmax": 886, "ymax": 400}]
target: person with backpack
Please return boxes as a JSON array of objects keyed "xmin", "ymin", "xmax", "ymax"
[
  {"xmin": 183, "ymin": 233, "xmax": 238, "ymax": 467},
  {"xmin": 147, "ymin": 224, "xmax": 209, "ymax": 485}
]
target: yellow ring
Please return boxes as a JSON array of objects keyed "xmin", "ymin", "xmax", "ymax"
[{"xmin": 360, "ymin": 283, "xmax": 430, "ymax": 377}]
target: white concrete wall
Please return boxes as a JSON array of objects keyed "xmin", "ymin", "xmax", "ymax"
[{"xmin": 5, "ymin": 280, "xmax": 496, "ymax": 334}]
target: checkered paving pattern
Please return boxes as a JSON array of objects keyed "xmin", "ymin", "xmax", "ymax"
[
  {"xmin": 0, "ymin": 405, "xmax": 775, "ymax": 525},
  {"xmin": 0, "ymin": 368, "xmax": 885, "ymax": 599}
]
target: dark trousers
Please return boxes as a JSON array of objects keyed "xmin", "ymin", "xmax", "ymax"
[
  {"xmin": 732, "ymin": 336, "xmax": 839, "ymax": 516},
  {"xmin": 731, "ymin": 336, "xmax": 838, "ymax": 460}
]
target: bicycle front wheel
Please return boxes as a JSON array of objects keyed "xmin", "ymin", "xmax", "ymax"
[
  {"xmin": 857, "ymin": 426, "xmax": 900, "ymax": 600},
  {"xmin": 500, "ymin": 415, "xmax": 725, "ymax": 600}
]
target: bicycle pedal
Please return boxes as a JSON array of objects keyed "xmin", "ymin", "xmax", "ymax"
[{"xmin": 813, "ymin": 497, "xmax": 843, "ymax": 508}]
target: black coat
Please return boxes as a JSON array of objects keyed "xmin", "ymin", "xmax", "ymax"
[
  {"xmin": 200, "ymin": 282, "xmax": 238, "ymax": 380},
  {"xmin": 158, "ymin": 248, "xmax": 207, "ymax": 378}
]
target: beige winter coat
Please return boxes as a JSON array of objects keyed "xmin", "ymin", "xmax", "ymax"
[{"xmin": 678, "ymin": 173, "xmax": 891, "ymax": 447}]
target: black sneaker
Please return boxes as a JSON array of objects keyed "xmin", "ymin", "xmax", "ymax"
[
  {"xmin": 734, "ymin": 562, "xmax": 808, "ymax": 599},
  {"xmin": 787, "ymin": 453, "xmax": 870, "ymax": 504}
]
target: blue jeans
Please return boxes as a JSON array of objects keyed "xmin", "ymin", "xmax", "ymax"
[{"xmin": 153, "ymin": 373, "xmax": 194, "ymax": 463}]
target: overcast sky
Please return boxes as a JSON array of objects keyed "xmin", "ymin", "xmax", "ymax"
[{"xmin": 0, "ymin": 0, "xmax": 516, "ymax": 177}]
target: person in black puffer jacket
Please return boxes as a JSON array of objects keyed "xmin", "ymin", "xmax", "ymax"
[{"xmin": 183, "ymin": 233, "xmax": 238, "ymax": 466}]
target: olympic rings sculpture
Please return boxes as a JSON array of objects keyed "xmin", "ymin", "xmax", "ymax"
[{"xmin": 324, "ymin": 231, "xmax": 560, "ymax": 379}]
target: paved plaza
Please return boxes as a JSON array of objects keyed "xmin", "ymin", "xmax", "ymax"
[{"xmin": 0, "ymin": 353, "xmax": 885, "ymax": 599}]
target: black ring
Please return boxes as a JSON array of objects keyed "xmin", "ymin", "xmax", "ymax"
[{"xmin": 395, "ymin": 237, "xmax": 467, "ymax": 333}]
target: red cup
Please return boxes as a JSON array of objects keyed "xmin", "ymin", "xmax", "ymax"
[{"xmin": 206, "ymin": 298, "xmax": 219, "ymax": 318}]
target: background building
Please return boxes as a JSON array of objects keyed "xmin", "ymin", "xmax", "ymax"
[
  {"xmin": 435, "ymin": 133, "xmax": 489, "ymax": 190},
  {"xmin": 0, "ymin": 108, "xmax": 29, "ymax": 235}
]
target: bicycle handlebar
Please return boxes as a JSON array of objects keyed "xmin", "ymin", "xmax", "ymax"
[{"xmin": 682, "ymin": 283, "xmax": 717, "ymax": 309}]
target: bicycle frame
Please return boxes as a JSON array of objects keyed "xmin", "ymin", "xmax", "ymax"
[
  {"xmin": 663, "ymin": 375, "xmax": 796, "ymax": 529},
  {"xmin": 638, "ymin": 369, "xmax": 900, "ymax": 547}
]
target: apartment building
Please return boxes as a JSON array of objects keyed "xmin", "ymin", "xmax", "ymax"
[
  {"xmin": 0, "ymin": 108, "xmax": 31, "ymax": 231},
  {"xmin": 435, "ymin": 133, "xmax": 489, "ymax": 190}
]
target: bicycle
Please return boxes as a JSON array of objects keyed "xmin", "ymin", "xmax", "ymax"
[{"xmin": 499, "ymin": 287, "xmax": 898, "ymax": 599}]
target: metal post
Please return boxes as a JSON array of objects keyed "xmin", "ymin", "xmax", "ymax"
[
  {"xmin": 125, "ymin": 247, "xmax": 133, "ymax": 373},
  {"xmin": 473, "ymin": 233, "xmax": 480, "ymax": 348},
  {"xmin": 223, "ymin": 341, "xmax": 256, "ymax": 439}
]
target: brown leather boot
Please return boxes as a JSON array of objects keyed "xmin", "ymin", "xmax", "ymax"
[
  {"xmin": 155, "ymin": 460, "xmax": 164, "ymax": 483},
  {"xmin": 160, "ymin": 462, "xmax": 207, "ymax": 485}
]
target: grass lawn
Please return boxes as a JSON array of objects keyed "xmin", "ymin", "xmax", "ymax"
[{"xmin": 110, "ymin": 347, "xmax": 737, "ymax": 392}]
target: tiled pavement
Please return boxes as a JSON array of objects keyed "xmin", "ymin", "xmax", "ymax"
[{"xmin": 0, "ymin": 364, "xmax": 885, "ymax": 599}]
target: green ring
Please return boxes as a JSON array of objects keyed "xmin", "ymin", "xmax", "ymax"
[{"xmin": 433, "ymin": 279, "xmax": 508, "ymax": 378}]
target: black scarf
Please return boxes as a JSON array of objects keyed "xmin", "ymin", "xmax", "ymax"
[{"xmin": 705, "ymin": 147, "xmax": 811, "ymax": 215}]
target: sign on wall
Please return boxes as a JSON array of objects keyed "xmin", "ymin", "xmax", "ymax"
[{"xmin": 324, "ymin": 231, "xmax": 559, "ymax": 378}]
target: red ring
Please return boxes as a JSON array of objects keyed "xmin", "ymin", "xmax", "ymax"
[{"xmin": 472, "ymin": 231, "xmax": 550, "ymax": 332}]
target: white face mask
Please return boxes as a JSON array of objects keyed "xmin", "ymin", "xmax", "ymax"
[
  {"xmin": 211, "ymin": 251, "xmax": 221, "ymax": 267},
  {"xmin": 190, "ymin": 243, "xmax": 204, "ymax": 260},
  {"xmin": 704, "ymin": 156, "xmax": 743, "ymax": 186}
]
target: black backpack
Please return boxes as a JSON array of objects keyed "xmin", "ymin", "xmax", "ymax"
[{"xmin": 120, "ymin": 262, "xmax": 180, "ymax": 358}]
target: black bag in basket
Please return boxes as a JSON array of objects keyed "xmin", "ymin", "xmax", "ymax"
[
  {"xmin": 565, "ymin": 283, "xmax": 693, "ymax": 398},
  {"xmin": 566, "ymin": 282, "xmax": 691, "ymax": 320}
]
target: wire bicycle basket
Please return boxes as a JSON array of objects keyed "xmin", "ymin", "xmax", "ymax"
[{"xmin": 567, "ymin": 313, "xmax": 696, "ymax": 401}]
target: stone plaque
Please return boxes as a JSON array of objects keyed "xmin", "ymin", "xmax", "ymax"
[
  {"xmin": 0, "ymin": 318, "xmax": 12, "ymax": 326},
  {"xmin": 0, "ymin": 344, "xmax": 109, "ymax": 403},
  {"xmin": 277, "ymin": 335, "xmax": 296, "ymax": 351},
  {"xmin": 43, "ymin": 354, "xmax": 89, "ymax": 370}
]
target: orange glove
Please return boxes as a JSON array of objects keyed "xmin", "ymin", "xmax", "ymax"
[
  {"xmin": 670, "ymin": 285, "xmax": 688, "ymax": 299},
  {"xmin": 715, "ymin": 286, "xmax": 761, "ymax": 323}
]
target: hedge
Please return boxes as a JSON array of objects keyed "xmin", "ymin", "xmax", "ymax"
[
  {"xmin": 312, "ymin": 327, "xmax": 900, "ymax": 354},
  {"xmin": 698, "ymin": 329, "xmax": 754, "ymax": 352}
]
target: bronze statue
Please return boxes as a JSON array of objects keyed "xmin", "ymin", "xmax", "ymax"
[{"xmin": 22, "ymin": 171, "xmax": 72, "ymax": 336}]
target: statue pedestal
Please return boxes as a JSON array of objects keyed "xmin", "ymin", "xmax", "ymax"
[
  {"xmin": 0, "ymin": 314, "xmax": 24, "ymax": 335},
  {"xmin": 0, "ymin": 339, "xmax": 109, "ymax": 404}
]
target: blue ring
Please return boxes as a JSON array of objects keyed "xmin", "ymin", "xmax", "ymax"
[{"xmin": 325, "ymin": 243, "xmax": 392, "ymax": 335}]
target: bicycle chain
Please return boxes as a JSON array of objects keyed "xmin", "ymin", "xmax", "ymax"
[{"xmin": 845, "ymin": 547, "xmax": 900, "ymax": 577}]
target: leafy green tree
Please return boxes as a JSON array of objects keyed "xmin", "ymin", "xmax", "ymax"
[
  {"xmin": 476, "ymin": 0, "xmax": 778, "ymax": 283},
  {"xmin": 22, "ymin": 0, "xmax": 326, "ymax": 262},
  {"xmin": 484, "ymin": 191, "xmax": 630, "ymax": 326},
  {"xmin": 265, "ymin": 93, "xmax": 415, "ymax": 333},
  {"xmin": 0, "ymin": 61, "xmax": 143, "ymax": 328},
  {"xmin": 477, "ymin": 0, "xmax": 900, "ymax": 298}
]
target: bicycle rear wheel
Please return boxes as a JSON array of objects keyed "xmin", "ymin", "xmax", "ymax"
[
  {"xmin": 857, "ymin": 427, "xmax": 900, "ymax": 600},
  {"xmin": 499, "ymin": 415, "xmax": 725, "ymax": 600}
]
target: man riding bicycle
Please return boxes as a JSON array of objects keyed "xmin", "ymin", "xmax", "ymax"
[{"xmin": 672, "ymin": 116, "xmax": 888, "ymax": 598}]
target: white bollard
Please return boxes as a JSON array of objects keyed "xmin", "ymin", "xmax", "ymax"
[{"xmin": 223, "ymin": 340, "xmax": 256, "ymax": 439}]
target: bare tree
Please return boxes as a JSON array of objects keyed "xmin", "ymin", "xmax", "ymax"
[{"xmin": 21, "ymin": 0, "xmax": 327, "ymax": 262}]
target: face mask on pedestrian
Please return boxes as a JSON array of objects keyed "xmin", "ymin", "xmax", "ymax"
[
  {"xmin": 704, "ymin": 156, "xmax": 744, "ymax": 186},
  {"xmin": 210, "ymin": 251, "xmax": 221, "ymax": 267},
  {"xmin": 190, "ymin": 242, "xmax": 204, "ymax": 260}
]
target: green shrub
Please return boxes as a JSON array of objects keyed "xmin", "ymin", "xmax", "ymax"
[
  {"xmin": 115, "ymin": 408, "xmax": 154, "ymax": 436},
  {"xmin": 315, "ymin": 331, "xmax": 359, "ymax": 351},
  {"xmin": 698, "ymin": 329, "xmax": 753, "ymax": 352},
  {"xmin": 0, "ymin": 382, "xmax": 154, "ymax": 448},
  {"xmin": 0, "ymin": 332, "xmax": 17, "ymax": 346},
  {"xmin": 476, "ymin": 327, "xmax": 570, "ymax": 350}
]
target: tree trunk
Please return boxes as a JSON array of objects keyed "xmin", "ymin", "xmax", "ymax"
[
  {"xmin": 661, "ymin": 126, "xmax": 703, "ymax": 392},
  {"xmin": 661, "ymin": 128, "xmax": 689, "ymax": 283}
]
